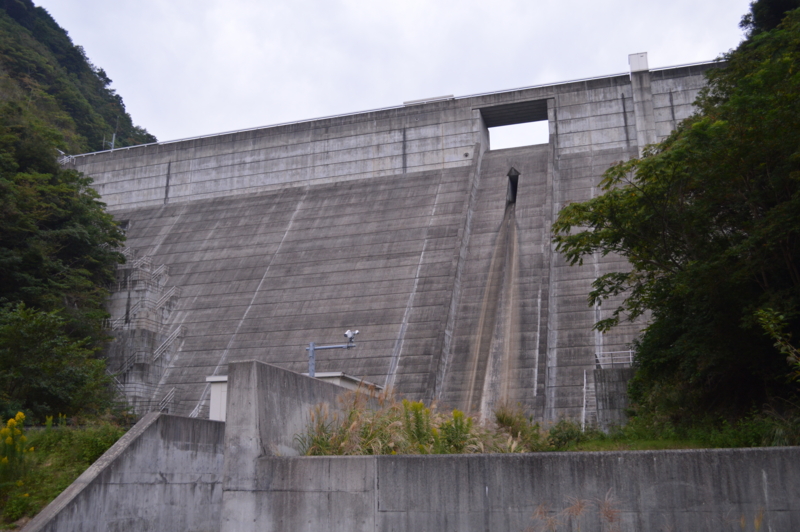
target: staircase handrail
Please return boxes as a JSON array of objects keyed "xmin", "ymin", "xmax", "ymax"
[
  {"xmin": 151, "ymin": 264, "xmax": 168, "ymax": 279},
  {"xmin": 154, "ymin": 286, "xmax": 180, "ymax": 311},
  {"xmin": 153, "ymin": 326, "xmax": 185, "ymax": 361},
  {"xmin": 159, "ymin": 387, "xmax": 176, "ymax": 412}
]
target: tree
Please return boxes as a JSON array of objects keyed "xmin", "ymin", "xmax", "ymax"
[
  {"xmin": 0, "ymin": 304, "xmax": 113, "ymax": 420},
  {"xmin": 0, "ymin": 103, "xmax": 125, "ymax": 339},
  {"xmin": 0, "ymin": 0, "xmax": 152, "ymax": 422},
  {"xmin": 0, "ymin": 100, "xmax": 125, "ymax": 420},
  {"xmin": 552, "ymin": 7, "xmax": 800, "ymax": 419},
  {"xmin": 741, "ymin": 0, "xmax": 800, "ymax": 36}
]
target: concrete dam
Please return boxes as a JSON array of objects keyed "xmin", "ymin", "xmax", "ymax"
[{"xmin": 69, "ymin": 53, "xmax": 714, "ymax": 423}]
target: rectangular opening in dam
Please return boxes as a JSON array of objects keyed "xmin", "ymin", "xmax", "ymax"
[
  {"xmin": 490, "ymin": 121, "xmax": 549, "ymax": 149},
  {"xmin": 479, "ymin": 98, "xmax": 550, "ymax": 150}
]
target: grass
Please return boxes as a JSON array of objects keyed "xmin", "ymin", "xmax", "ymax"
[
  {"xmin": 522, "ymin": 407, "xmax": 800, "ymax": 453},
  {"xmin": 0, "ymin": 414, "xmax": 127, "ymax": 529},
  {"xmin": 294, "ymin": 391, "xmax": 528, "ymax": 455},
  {"xmin": 296, "ymin": 391, "xmax": 800, "ymax": 456}
]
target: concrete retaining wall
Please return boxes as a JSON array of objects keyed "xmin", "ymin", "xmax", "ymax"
[
  {"xmin": 220, "ymin": 362, "xmax": 800, "ymax": 532},
  {"xmin": 23, "ymin": 414, "xmax": 225, "ymax": 532},
  {"xmin": 238, "ymin": 448, "xmax": 800, "ymax": 532},
  {"xmin": 25, "ymin": 362, "xmax": 800, "ymax": 531}
]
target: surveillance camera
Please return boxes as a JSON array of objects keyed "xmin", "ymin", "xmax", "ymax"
[{"xmin": 344, "ymin": 329, "xmax": 359, "ymax": 340}]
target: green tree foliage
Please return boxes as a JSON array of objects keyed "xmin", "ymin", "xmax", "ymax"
[
  {"xmin": 0, "ymin": 0, "xmax": 156, "ymax": 153},
  {"xmin": 0, "ymin": 87, "xmax": 125, "ymax": 420},
  {"xmin": 0, "ymin": 1, "xmax": 143, "ymax": 419},
  {"xmin": 741, "ymin": 0, "xmax": 800, "ymax": 36},
  {"xmin": 0, "ymin": 104, "xmax": 125, "ymax": 336},
  {"xmin": 552, "ymin": 8, "xmax": 800, "ymax": 419},
  {"xmin": 0, "ymin": 304, "xmax": 114, "ymax": 421}
]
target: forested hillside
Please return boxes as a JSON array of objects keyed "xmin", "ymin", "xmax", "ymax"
[
  {"xmin": 0, "ymin": 0, "xmax": 155, "ymax": 154},
  {"xmin": 0, "ymin": 0, "xmax": 153, "ymax": 422}
]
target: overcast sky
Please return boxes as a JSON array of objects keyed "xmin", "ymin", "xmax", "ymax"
[{"xmin": 35, "ymin": 0, "xmax": 753, "ymax": 149}]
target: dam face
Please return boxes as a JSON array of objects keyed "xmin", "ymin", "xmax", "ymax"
[{"xmin": 71, "ymin": 56, "xmax": 715, "ymax": 422}]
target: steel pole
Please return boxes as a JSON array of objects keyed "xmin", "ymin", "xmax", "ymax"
[{"xmin": 308, "ymin": 342, "xmax": 315, "ymax": 378}]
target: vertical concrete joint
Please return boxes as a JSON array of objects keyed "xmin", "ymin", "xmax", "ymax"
[
  {"xmin": 163, "ymin": 161, "xmax": 171, "ymax": 205},
  {"xmin": 547, "ymin": 98, "xmax": 559, "ymax": 152},
  {"xmin": 629, "ymin": 52, "xmax": 657, "ymax": 156},
  {"xmin": 402, "ymin": 128, "xmax": 407, "ymax": 174}
]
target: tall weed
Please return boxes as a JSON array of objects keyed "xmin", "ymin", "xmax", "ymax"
[
  {"xmin": 296, "ymin": 395, "xmax": 800, "ymax": 456},
  {"xmin": 295, "ymin": 391, "xmax": 524, "ymax": 455},
  {"xmin": 0, "ymin": 413, "xmax": 32, "ymax": 486}
]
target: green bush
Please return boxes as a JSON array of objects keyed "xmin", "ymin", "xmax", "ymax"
[
  {"xmin": 28, "ymin": 420, "xmax": 125, "ymax": 466},
  {"xmin": 0, "ymin": 418, "xmax": 126, "ymax": 526},
  {"xmin": 600, "ymin": 407, "xmax": 800, "ymax": 449},
  {"xmin": 2, "ymin": 493, "xmax": 30, "ymax": 522},
  {"xmin": 437, "ymin": 410, "xmax": 473, "ymax": 454},
  {"xmin": 548, "ymin": 420, "xmax": 586, "ymax": 450}
]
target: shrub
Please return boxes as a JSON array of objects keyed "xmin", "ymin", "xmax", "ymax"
[
  {"xmin": 0, "ymin": 412, "xmax": 32, "ymax": 485},
  {"xmin": 494, "ymin": 403, "xmax": 549, "ymax": 451}
]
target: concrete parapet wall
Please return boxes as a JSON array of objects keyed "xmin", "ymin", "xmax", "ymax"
[
  {"xmin": 69, "ymin": 63, "xmax": 718, "ymax": 212},
  {"xmin": 69, "ymin": 102, "xmax": 480, "ymax": 211},
  {"xmin": 23, "ymin": 414, "xmax": 225, "ymax": 532},
  {"xmin": 228, "ymin": 449, "xmax": 800, "ymax": 532}
]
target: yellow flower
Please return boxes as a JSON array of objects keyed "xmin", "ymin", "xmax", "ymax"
[
  {"xmin": 5, "ymin": 436, "xmax": 12, "ymax": 445},
  {"xmin": 0, "ymin": 428, "xmax": 8, "ymax": 438},
  {"xmin": 22, "ymin": 493, "xmax": 29, "ymax": 497},
  {"xmin": 20, "ymin": 435, "xmax": 26, "ymax": 443},
  {"xmin": 1, "ymin": 457, "xmax": 7, "ymax": 464},
  {"xmin": 28, "ymin": 446, "xmax": 34, "ymax": 452},
  {"xmin": 16, "ymin": 480, "xmax": 23, "ymax": 487},
  {"xmin": 14, "ymin": 412, "xmax": 24, "ymax": 422},
  {"xmin": 7, "ymin": 418, "xmax": 16, "ymax": 428}
]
